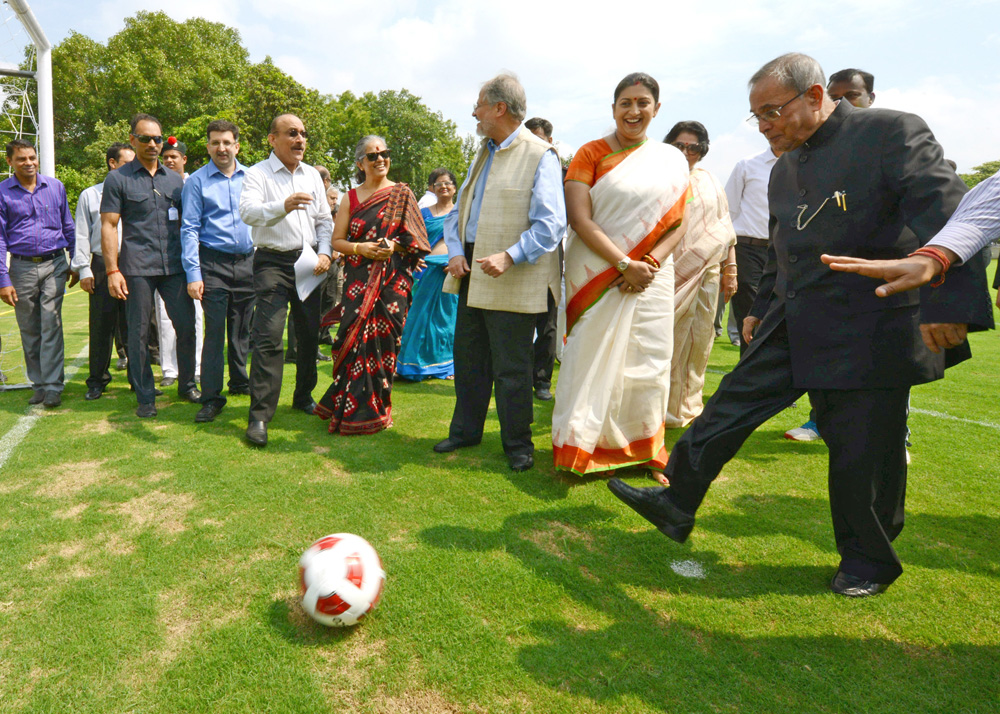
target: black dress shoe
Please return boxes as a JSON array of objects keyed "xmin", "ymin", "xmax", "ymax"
[
  {"xmin": 509, "ymin": 454, "xmax": 534, "ymax": 472},
  {"xmin": 161, "ymin": 377, "xmax": 176, "ymax": 387},
  {"xmin": 316, "ymin": 351, "xmax": 331, "ymax": 362},
  {"xmin": 28, "ymin": 389, "xmax": 45, "ymax": 405},
  {"xmin": 433, "ymin": 437, "xmax": 480, "ymax": 453},
  {"xmin": 607, "ymin": 479, "xmax": 695, "ymax": 543},
  {"xmin": 195, "ymin": 403, "xmax": 223, "ymax": 423},
  {"xmin": 284, "ymin": 352, "xmax": 296, "ymax": 364},
  {"xmin": 830, "ymin": 571, "xmax": 890, "ymax": 598},
  {"xmin": 293, "ymin": 400, "xmax": 317, "ymax": 415},
  {"xmin": 181, "ymin": 388, "xmax": 202, "ymax": 404},
  {"xmin": 246, "ymin": 420, "xmax": 267, "ymax": 446},
  {"xmin": 534, "ymin": 387, "xmax": 553, "ymax": 401},
  {"xmin": 136, "ymin": 403, "xmax": 157, "ymax": 418},
  {"xmin": 228, "ymin": 386, "xmax": 251, "ymax": 396},
  {"xmin": 43, "ymin": 391, "xmax": 62, "ymax": 408},
  {"xmin": 85, "ymin": 386, "xmax": 103, "ymax": 401},
  {"xmin": 115, "ymin": 357, "xmax": 128, "ymax": 371}
]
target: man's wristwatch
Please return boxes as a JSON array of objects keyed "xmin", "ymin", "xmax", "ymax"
[{"xmin": 615, "ymin": 257, "xmax": 630, "ymax": 273}]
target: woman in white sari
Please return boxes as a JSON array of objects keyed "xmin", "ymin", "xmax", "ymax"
[
  {"xmin": 663, "ymin": 121, "xmax": 738, "ymax": 440},
  {"xmin": 552, "ymin": 73, "xmax": 691, "ymax": 477}
]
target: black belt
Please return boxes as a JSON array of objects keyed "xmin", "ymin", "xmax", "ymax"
[
  {"xmin": 736, "ymin": 236, "xmax": 768, "ymax": 247},
  {"xmin": 11, "ymin": 249, "xmax": 63, "ymax": 263},
  {"xmin": 255, "ymin": 246, "xmax": 302, "ymax": 258}
]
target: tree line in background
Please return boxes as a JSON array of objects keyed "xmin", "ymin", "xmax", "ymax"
[{"xmin": 41, "ymin": 11, "xmax": 476, "ymax": 209}]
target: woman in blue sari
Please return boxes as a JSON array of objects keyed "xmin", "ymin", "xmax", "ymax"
[{"xmin": 397, "ymin": 168, "xmax": 459, "ymax": 381}]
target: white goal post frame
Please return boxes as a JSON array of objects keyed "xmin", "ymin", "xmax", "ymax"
[{"xmin": 4, "ymin": 0, "xmax": 53, "ymax": 176}]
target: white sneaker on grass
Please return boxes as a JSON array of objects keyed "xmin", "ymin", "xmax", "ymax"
[{"xmin": 785, "ymin": 420, "xmax": 821, "ymax": 441}]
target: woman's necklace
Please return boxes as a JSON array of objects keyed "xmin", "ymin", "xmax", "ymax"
[{"xmin": 614, "ymin": 131, "xmax": 646, "ymax": 152}]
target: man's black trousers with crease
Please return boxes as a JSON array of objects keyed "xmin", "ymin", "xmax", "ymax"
[
  {"xmin": 448, "ymin": 245, "xmax": 535, "ymax": 459},
  {"xmin": 199, "ymin": 246, "xmax": 254, "ymax": 409},
  {"xmin": 664, "ymin": 318, "xmax": 909, "ymax": 584},
  {"xmin": 249, "ymin": 248, "xmax": 320, "ymax": 423},
  {"xmin": 731, "ymin": 239, "xmax": 768, "ymax": 356},
  {"xmin": 125, "ymin": 272, "xmax": 196, "ymax": 405},
  {"xmin": 87, "ymin": 254, "xmax": 129, "ymax": 391}
]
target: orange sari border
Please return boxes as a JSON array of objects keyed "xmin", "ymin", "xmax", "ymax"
[
  {"xmin": 553, "ymin": 426, "xmax": 668, "ymax": 476},
  {"xmin": 565, "ymin": 185, "xmax": 691, "ymax": 333}
]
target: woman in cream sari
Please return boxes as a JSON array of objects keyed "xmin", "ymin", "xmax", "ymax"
[
  {"xmin": 552, "ymin": 73, "xmax": 691, "ymax": 477},
  {"xmin": 663, "ymin": 121, "xmax": 738, "ymax": 437}
]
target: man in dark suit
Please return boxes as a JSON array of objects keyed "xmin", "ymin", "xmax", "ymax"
[{"xmin": 608, "ymin": 53, "xmax": 993, "ymax": 598}]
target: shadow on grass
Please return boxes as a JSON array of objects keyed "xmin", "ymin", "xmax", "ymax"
[
  {"xmin": 267, "ymin": 594, "xmax": 362, "ymax": 647},
  {"xmin": 419, "ymin": 504, "xmax": 999, "ymax": 711}
]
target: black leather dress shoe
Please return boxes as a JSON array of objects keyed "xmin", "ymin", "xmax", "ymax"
[
  {"xmin": 509, "ymin": 454, "xmax": 534, "ymax": 472},
  {"xmin": 181, "ymin": 388, "xmax": 202, "ymax": 404},
  {"xmin": 161, "ymin": 377, "xmax": 176, "ymax": 387},
  {"xmin": 43, "ymin": 391, "xmax": 62, "ymax": 408},
  {"xmin": 228, "ymin": 386, "xmax": 251, "ymax": 396},
  {"xmin": 115, "ymin": 357, "xmax": 128, "ymax": 371},
  {"xmin": 830, "ymin": 571, "xmax": 889, "ymax": 598},
  {"xmin": 316, "ymin": 351, "xmax": 331, "ymax": 362},
  {"xmin": 195, "ymin": 403, "xmax": 223, "ymax": 423},
  {"xmin": 136, "ymin": 403, "xmax": 157, "ymax": 418},
  {"xmin": 28, "ymin": 389, "xmax": 44, "ymax": 405},
  {"xmin": 607, "ymin": 479, "xmax": 695, "ymax": 543},
  {"xmin": 293, "ymin": 400, "xmax": 317, "ymax": 415},
  {"xmin": 534, "ymin": 387, "xmax": 553, "ymax": 401},
  {"xmin": 246, "ymin": 420, "xmax": 267, "ymax": 446},
  {"xmin": 85, "ymin": 386, "xmax": 103, "ymax": 401},
  {"xmin": 433, "ymin": 437, "xmax": 480, "ymax": 453}
]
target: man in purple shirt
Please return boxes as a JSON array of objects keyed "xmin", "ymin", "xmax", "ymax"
[{"xmin": 0, "ymin": 139, "xmax": 76, "ymax": 407}]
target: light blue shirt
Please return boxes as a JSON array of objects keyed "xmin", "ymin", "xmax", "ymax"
[
  {"xmin": 928, "ymin": 172, "xmax": 1000, "ymax": 263},
  {"xmin": 443, "ymin": 126, "xmax": 566, "ymax": 265},
  {"xmin": 181, "ymin": 159, "xmax": 253, "ymax": 283}
]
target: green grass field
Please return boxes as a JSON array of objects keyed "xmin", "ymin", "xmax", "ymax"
[{"xmin": 1, "ymin": 288, "xmax": 997, "ymax": 713}]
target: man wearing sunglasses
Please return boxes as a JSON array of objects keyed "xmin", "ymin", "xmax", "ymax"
[
  {"xmin": 239, "ymin": 114, "xmax": 333, "ymax": 447},
  {"xmin": 101, "ymin": 113, "xmax": 199, "ymax": 418},
  {"xmin": 609, "ymin": 53, "xmax": 992, "ymax": 598}
]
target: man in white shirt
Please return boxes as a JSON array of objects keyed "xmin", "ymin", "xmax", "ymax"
[
  {"xmin": 72, "ymin": 142, "xmax": 135, "ymax": 400},
  {"xmin": 724, "ymin": 146, "xmax": 782, "ymax": 357},
  {"xmin": 239, "ymin": 114, "xmax": 333, "ymax": 446}
]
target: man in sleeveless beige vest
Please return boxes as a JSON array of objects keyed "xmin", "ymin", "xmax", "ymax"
[{"xmin": 434, "ymin": 74, "xmax": 566, "ymax": 472}]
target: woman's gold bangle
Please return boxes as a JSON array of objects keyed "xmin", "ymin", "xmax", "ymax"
[{"xmin": 352, "ymin": 243, "xmax": 358, "ymax": 255}]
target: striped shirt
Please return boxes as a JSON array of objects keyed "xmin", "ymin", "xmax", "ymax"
[
  {"xmin": 928, "ymin": 172, "xmax": 1000, "ymax": 263},
  {"xmin": 238, "ymin": 152, "xmax": 332, "ymax": 256}
]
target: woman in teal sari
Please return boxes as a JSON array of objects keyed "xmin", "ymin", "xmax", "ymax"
[{"xmin": 397, "ymin": 168, "xmax": 460, "ymax": 381}]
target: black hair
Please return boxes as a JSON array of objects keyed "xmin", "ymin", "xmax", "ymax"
[
  {"xmin": 614, "ymin": 72, "xmax": 659, "ymax": 103},
  {"xmin": 5, "ymin": 138, "xmax": 35, "ymax": 159},
  {"xmin": 206, "ymin": 119, "xmax": 240, "ymax": 141},
  {"xmin": 427, "ymin": 167, "xmax": 457, "ymax": 188},
  {"xmin": 130, "ymin": 113, "xmax": 162, "ymax": 133},
  {"xmin": 524, "ymin": 117, "xmax": 553, "ymax": 139},
  {"xmin": 828, "ymin": 68, "xmax": 875, "ymax": 94},
  {"xmin": 105, "ymin": 142, "xmax": 133, "ymax": 170},
  {"xmin": 664, "ymin": 121, "xmax": 710, "ymax": 158}
]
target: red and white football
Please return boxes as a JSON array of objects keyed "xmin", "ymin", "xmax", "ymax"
[{"xmin": 298, "ymin": 533, "xmax": 385, "ymax": 627}]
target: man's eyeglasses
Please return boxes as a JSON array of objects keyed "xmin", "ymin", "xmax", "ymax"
[
  {"xmin": 433, "ymin": 181, "xmax": 455, "ymax": 188},
  {"xmin": 285, "ymin": 129, "xmax": 308, "ymax": 139},
  {"xmin": 746, "ymin": 89, "xmax": 807, "ymax": 126},
  {"xmin": 132, "ymin": 134, "xmax": 163, "ymax": 144},
  {"xmin": 365, "ymin": 150, "xmax": 391, "ymax": 161},
  {"xmin": 672, "ymin": 141, "xmax": 706, "ymax": 156}
]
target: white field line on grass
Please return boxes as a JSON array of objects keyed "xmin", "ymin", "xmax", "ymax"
[
  {"xmin": 0, "ymin": 345, "xmax": 88, "ymax": 470},
  {"xmin": 705, "ymin": 368, "xmax": 1000, "ymax": 432}
]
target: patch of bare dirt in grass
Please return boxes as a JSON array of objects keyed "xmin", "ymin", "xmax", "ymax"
[
  {"xmin": 157, "ymin": 590, "xmax": 195, "ymax": 664},
  {"xmin": 144, "ymin": 471, "xmax": 172, "ymax": 484},
  {"xmin": 52, "ymin": 503, "xmax": 88, "ymax": 520},
  {"xmin": 363, "ymin": 690, "xmax": 472, "ymax": 714},
  {"xmin": 113, "ymin": 490, "xmax": 196, "ymax": 535},
  {"xmin": 524, "ymin": 520, "xmax": 596, "ymax": 559},
  {"xmin": 150, "ymin": 450, "xmax": 170, "ymax": 460},
  {"xmin": 0, "ymin": 479, "xmax": 27, "ymax": 495},
  {"xmin": 104, "ymin": 532, "xmax": 136, "ymax": 556},
  {"xmin": 34, "ymin": 460, "xmax": 108, "ymax": 499},
  {"xmin": 80, "ymin": 418, "xmax": 119, "ymax": 436},
  {"xmin": 313, "ymin": 446, "xmax": 330, "ymax": 455}
]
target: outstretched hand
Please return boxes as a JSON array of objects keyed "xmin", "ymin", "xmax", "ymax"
[{"xmin": 820, "ymin": 253, "xmax": 940, "ymax": 297}]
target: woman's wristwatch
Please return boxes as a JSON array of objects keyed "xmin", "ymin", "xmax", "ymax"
[{"xmin": 615, "ymin": 257, "xmax": 630, "ymax": 273}]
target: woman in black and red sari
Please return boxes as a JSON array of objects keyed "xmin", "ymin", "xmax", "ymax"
[{"xmin": 317, "ymin": 135, "xmax": 430, "ymax": 434}]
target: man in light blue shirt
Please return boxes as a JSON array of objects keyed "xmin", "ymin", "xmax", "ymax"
[
  {"xmin": 182, "ymin": 119, "xmax": 254, "ymax": 423},
  {"xmin": 435, "ymin": 73, "xmax": 566, "ymax": 473}
]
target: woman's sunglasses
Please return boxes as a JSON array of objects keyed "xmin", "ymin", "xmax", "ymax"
[{"xmin": 365, "ymin": 150, "xmax": 391, "ymax": 161}]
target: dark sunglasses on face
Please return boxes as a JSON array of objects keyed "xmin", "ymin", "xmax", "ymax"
[
  {"xmin": 286, "ymin": 129, "xmax": 308, "ymax": 139},
  {"xmin": 365, "ymin": 150, "xmax": 391, "ymax": 161},
  {"xmin": 132, "ymin": 134, "xmax": 163, "ymax": 144},
  {"xmin": 672, "ymin": 141, "xmax": 705, "ymax": 155}
]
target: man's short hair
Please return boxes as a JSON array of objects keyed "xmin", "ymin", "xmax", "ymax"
[
  {"xmin": 314, "ymin": 164, "xmax": 331, "ymax": 181},
  {"xmin": 525, "ymin": 117, "xmax": 553, "ymax": 139},
  {"xmin": 481, "ymin": 73, "xmax": 527, "ymax": 123},
  {"xmin": 106, "ymin": 142, "xmax": 133, "ymax": 169},
  {"xmin": 206, "ymin": 119, "xmax": 240, "ymax": 141},
  {"xmin": 749, "ymin": 53, "xmax": 825, "ymax": 93},
  {"xmin": 130, "ymin": 113, "xmax": 162, "ymax": 133},
  {"xmin": 827, "ymin": 68, "xmax": 875, "ymax": 94},
  {"xmin": 6, "ymin": 138, "xmax": 35, "ymax": 159}
]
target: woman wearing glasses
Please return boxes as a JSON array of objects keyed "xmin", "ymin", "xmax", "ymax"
[
  {"xmin": 316, "ymin": 135, "xmax": 430, "ymax": 434},
  {"xmin": 397, "ymin": 168, "xmax": 460, "ymax": 381},
  {"xmin": 661, "ymin": 122, "xmax": 738, "ymax": 446},
  {"xmin": 551, "ymin": 73, "xmax": 690, "ymax": 477}
]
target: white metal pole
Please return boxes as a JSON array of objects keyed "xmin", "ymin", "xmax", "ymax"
[{"xmin": 7, "ymin": 0, "xmax": 53, "ymax": 177}]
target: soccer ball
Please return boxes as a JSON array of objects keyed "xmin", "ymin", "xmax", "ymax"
[{"xmin": 298, "ymin": 533, "xmax": 385, "ymax": 627}]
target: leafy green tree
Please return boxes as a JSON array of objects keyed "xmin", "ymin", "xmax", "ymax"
[{"xmin": 960, "ymin": 161, "xmax": 1000, "ymax": 188}]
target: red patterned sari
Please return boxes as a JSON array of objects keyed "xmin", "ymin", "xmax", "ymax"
[{"xmin": 315, "ymin": 183, "xmax": 429, "ymax": 434}]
